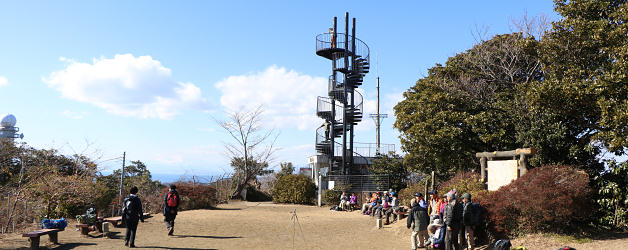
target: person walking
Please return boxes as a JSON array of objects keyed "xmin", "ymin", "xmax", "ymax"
[
  {"xmin": 443, "ymin": 192, "xmax": 463, "ymax": 250},
  {"xmin": 461, "ymin": 193, "xmax": 475, "ymax": 250},
  {"xmin": 122, "ymin": 186, "xmax": 144, "ymax": 248},
  {"xmin": 408, "ymin": 192, "xmax": 429, "ymax": 249},
  {"xmin": 163, "ymin": 184, "xmax": 180, "ymax": 236}
]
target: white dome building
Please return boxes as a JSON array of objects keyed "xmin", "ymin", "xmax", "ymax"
[{"xmin": 0, "ymin": 114, "xmax": 24, "ymax": 139}]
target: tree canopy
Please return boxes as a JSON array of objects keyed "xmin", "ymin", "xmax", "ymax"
[{"xmin": 394, "ymin": 0, "xmax": 627, "ymax": 180}]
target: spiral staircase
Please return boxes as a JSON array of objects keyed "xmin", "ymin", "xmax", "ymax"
[{"xmin": 315, "ymin": 26, "xmax": 370, "ymax": 174}]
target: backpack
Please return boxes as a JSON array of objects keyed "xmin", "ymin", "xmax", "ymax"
[
  {"xmin": 471, "ymin": 202, "xmax": 483, "ymax": 225},
  {"xmin": 167, "ymin": 192, "xmax": 178, "ymax": 207},
  {"xmin": 494, "ymin": 239, "xmax": 511, "ymax": 250},
  {"xmin": 123, "ymin": 197, "xmax": 135, "ymax": 215}
]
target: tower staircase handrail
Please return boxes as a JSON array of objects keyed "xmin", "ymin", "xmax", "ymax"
[
  {"xmin": 317, "ymin": 96, "xmax": 344, "ymax": 122},
  {"xmin": 353, "ymin": 89, "xmax": 364, "ymax": 115}
]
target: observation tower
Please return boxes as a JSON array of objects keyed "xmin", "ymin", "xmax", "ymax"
[{"xmin": 315, "ymin": 13, "xmax": 370, "ymax": 175}]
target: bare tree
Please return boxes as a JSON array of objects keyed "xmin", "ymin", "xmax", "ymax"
[
  {"xmin": 216, "ymin": 105, "xmax": 278, "ymax": 199},
  {"xmin": 509, "ymin": 11, "xmax": 551, "ymax": 40}
]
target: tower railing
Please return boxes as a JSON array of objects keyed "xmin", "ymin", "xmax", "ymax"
[
  {"xmin": 317, "ymin": 96, "xmax": 344, "ymax": 122},
  {"xmin": 315, "ymin": 33, "xmax": 370, "ymax": 65},
  {"xmin": 352, "ymin": 89, "xmax": 364, "ymax": 115}
]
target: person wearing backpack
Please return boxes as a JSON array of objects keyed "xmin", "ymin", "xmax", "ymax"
[
  {"xmin": 461, "ymin": 193, "xmax": 475, "ymax": 250},
  {"xmin": 408, "ymin": 192, "xmax": 429, "ymax": 249},
  {"xmin": 163, "ymin": 184, "xmax": 180, "ymax": 236},
  {"xmin": 443, "ymin": 192, "xmax": 463, "ymax": 250},
  {"xmin": 122, "ymin": 186, "xmax": 144, "ymax": 248}
]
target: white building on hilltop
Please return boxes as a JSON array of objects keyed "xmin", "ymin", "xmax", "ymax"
[{"xmin": 0, "ymin": 114, "xmax": 24, "ymax": 140}]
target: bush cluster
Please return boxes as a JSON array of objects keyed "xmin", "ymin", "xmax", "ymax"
[
  {"xmin": 322, "ymin": 189, "xmax": 342, "ymax": 206},
  {"xmin": 475, "ymin": 165, "xmax": 592, "ymax": 238},
  {"xmin": 166, "ymin": 182, "xmax": 217, "ymax": 211},
  {"xmin": 272, "ymin": 174, "xmax": 316, "ymax": 204},
  {"xmin": 398, "ymin": 182, "xmax": 425, "ymax": 207},
  {"xmin": 437, "ymin": 171, "xmax": 487, "ymax": 201},
  {"xmin": 245, "ymin": 186, "xmax": 272, "ymax": 202}
]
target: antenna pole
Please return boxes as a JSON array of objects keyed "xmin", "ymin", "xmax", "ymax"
[
  {"xmin": 118, "ymin": 152, "xmax": 126, "ymax": 214},
  {"xmin": 370, "ymin": 56, "xmax": 387, "ymax": 155},
  {"xmin": 376, "ymin": 76, "xmax": 380, "ymax": 153}
]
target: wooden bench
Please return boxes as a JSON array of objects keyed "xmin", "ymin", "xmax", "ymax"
[
  {"xmin": 102, "ymin": 216, "xmax": 122, "ymax": 227},
  {"xmin": 103, "ymin": 213, "xmax": 150, "ymax": 227},
  {"xmin": 22, "ymin": 228, "xmax": 63, "ymax": 250},
  {"xmin": 396, "ymin": 210, "xmax": 408, "ymax": 221}
]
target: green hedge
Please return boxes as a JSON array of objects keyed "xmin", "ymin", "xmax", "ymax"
[
  {"xmin": 272, "ymin": 174, "xmax": 316, "ymax": 204},
  {"xmin": 322, "ymin": 189, "xmax": 342, "ymax": 205}
]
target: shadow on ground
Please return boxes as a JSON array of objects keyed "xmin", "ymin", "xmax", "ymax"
[
  {"xmin": 15, "ymin": 242, "xmax": 99, "ymax": 249},
  {"xmin": 173, "ymin": 235, "xmax": 242, "ymax": 239},
  {"xmin": 138, "ymin": 247, "xmax": 217, "ymax": 250},
  {"xmin": 592, "ymin": 231, "xmax": 628, "ymax": 240},
  {"xmin": 208, "ymin": 207, "xmax": 242, "ymax": 211}
]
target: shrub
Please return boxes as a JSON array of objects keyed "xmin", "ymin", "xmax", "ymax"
[
  {"xmin": 322, "ymin": 189, "xmax": 342, "ymax": 206},
  {"xmin": 475, "ymin": 165, "xmax": 592, "ymax": 238},
  {"xmin": 166, "ymin": 181, "xmax": 217, "ymax": 211},
  {"xmin": 437, "ymin": 171, "xmax": 486, "ymax": 200},
  {"xmin": 399, "ymin": 181, "xmax": 426, "ymax": 207},
  {"xmin": 245, "ymin": 186, "xmax": 272, "ymax": 202},
  {"xmin": 272, "ymin": 174, "xmax": 316, "ymax": 204},
  {"xmin": 321, "ymin": 183, "xmax": 352, "ymax": 205}
]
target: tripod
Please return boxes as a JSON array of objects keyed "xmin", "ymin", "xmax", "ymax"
[{"xmin": 282, "ymin": 209, "xmax": 306, "ymax": 248}]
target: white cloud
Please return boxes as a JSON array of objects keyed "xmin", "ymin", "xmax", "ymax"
[
  {"xmin": 0, "ymin": 76, "xmax": 7, "ymax": 87},
  {"xmin": 44, "ymin": 54, "xmax": 209, "ymax": 119},
  {"xmin": 214, "ymin": 66, "xmax": 326, "ymax": 130},
  {"xmin": 61, "ymin": 110, "xmax": 88, "ymax": 119}
]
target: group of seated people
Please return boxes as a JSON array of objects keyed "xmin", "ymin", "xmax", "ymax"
[
  {"xmin": 352, "ymin": 191, "xmax": 407, "ymax": 225},
  {"xmin": 338, "ymin": 191, "xmax": 358, "ymax": 211}
]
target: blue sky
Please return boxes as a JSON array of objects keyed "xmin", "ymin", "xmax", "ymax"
[{"xmin": 0, "ymin": 1, "xmax": 560, "ymax": 177}]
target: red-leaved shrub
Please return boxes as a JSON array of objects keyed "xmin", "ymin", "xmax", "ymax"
[
  {"xmin": 476, "ymin": 165, "xmax": 592, "ymax": 238},
  {"xmin": 164, "ymin": 182, "xmax": 217, "ymax": 211}
]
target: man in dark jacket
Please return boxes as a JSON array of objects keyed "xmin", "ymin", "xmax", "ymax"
[
  {"xmin": 461, "ymin": 193, "xmax": 474, "ymax": 250},
  {"xmin": 122, "ymin": 186, "xmax": 144, "ymax": 248},
  {"xmin": 443, "ymin": 192, "xmax": 463, "ymax": 250},
  {"xmin": 408, "ymin": 192, "xmax": 429, "ymax": 249},
  {"xmin": 163, "ymin": 184, "xmax": 180, "ymax": 236}
]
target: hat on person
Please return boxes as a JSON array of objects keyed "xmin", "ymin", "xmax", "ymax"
[
  {"xmin": 461, "ymin": 193, "xmax": 471, "ymax": 200},
  {"xmin": 446, "ymin": 192, "xmax": 456, "ymax": 199},
  {"xmin": 391, "ymin": 192, "xmax": 396, "ymax": 196},
  {"xmin": 384, "ymin": 191, "xmax": 388, "ymax": 194},
  {"xmin": 414, "ymin": 192, "xmax": 423, "ymax": 197},
  {"xmin": 170, "ymin": 184, "xmax": 176, "ymax": 190},
  {"xmin": 427, "ymin": 218, "xmax": 443, "ymax": 234}
]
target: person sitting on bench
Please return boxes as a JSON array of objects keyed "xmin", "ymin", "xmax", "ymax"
[
  {"xmin": 384, "ymin": 192, "xmax": 400, "ymax": 224},
  {"xmin": 349, "ymin": 193, "xmax": 357, "ymax": 211}
]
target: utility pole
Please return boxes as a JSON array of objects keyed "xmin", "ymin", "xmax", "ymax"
[
  {"xmin": 118, "ymin": 152, "xmax": 126, "ymax": 215},
  {"xmin": 370, "ymin": 57, "xmax": 388, "ymax": 155}
]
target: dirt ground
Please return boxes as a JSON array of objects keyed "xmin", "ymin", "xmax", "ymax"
[{"xmin": 0, "ymin": 202, "xmax": 627, "ymax": 250}]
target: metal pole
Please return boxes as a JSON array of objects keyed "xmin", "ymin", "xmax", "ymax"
[
  {"xmin": 349, "ymin": 17, "xmax": 356, "ymax": 173},
  {"xmin": 330, "ymin": 16, "xmax": 337, "ymax": 173},
  {"xmin": 118, "ymin": 152, "xmax": 126, "ymax": 215},
  {"xmin": 318, "ymin": 170, "xmax": 322, "ymax": 207},
  {"xmin": 342, "ymin": 12, "xmax": 349, "ymax": 175},
  {"xmin": 5, "ymin": 193, "xmax": 9, "ymax": 233},
  {"xmin": 376, "ymin": 76, "xmax": 380, "ymax": 154}
]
